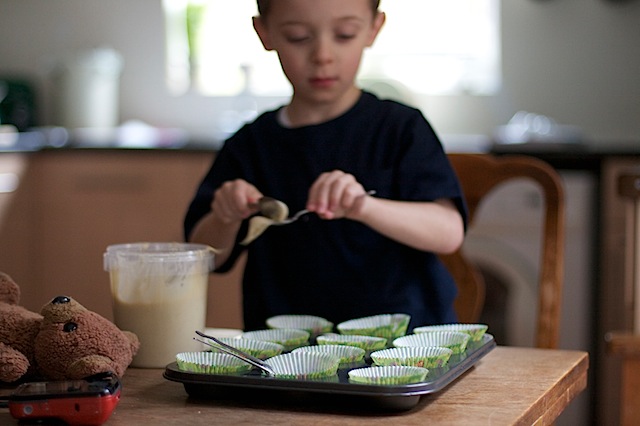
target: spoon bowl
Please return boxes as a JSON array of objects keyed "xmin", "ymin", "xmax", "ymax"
[{"xmin": 257, "ymin": 197, "xmax": 289, "ymax": 221}]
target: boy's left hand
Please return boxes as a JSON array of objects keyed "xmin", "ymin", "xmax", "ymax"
[{"xmin": 306, "ymin": 170, "xmax": 370, "ymax": 220}]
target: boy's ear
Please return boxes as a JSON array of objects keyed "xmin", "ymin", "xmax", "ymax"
[
  {"xmin": 366, "ymin": 11, "xmax": 386, "ymax": 47},
  {"xmin": 253, "ymin": 16, "xmax": 274, "ymax": 51}
]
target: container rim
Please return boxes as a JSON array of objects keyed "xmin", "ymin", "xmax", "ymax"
[{"xmin": 103, "ymin": 242, "xmax": 215, "ymax": 270}]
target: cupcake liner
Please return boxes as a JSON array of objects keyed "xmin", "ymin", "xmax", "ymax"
[
  {"xmin": 214, "ymin": 337, "xmax": 284, "ymax": 360},
  {"xmin": 241, "ymin": 328, "xmax": 310, "ymax": 351},
  {"xmin": 337, "ymin": 314, "xmax": 410, "ymax": 342},
  {"xmin": 392, "ymin": 331, "xmax": 470, "ymax": 354},
  {"xmin": 413, "ymin": 323, "xmax": 488, "ymax": 342},
  {"xmin": 266, "ymin": 315, "xmax": 334, "ymax": 336},
  {"xmin": 266, "ymin": 352, "xmax": 340, "ymax": 380},
  {"xmin": 370, "ymin": 346, "xmax": 453, "ymax": 368},
  {"xmin": 292, "ymin": 345, "xmax": 365, "ymax": 365},
  {"xmin": 176, "ymin": 352, "xmax": 252, "ymax": 375},
  {"xmin": 316, "ymin": 333, "xmax": 388, "ymax": 352},
  {"xmin": 348, "ymin": 366, "xmax": 429, "ymax": 385}
]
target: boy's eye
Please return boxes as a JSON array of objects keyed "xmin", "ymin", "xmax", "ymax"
[
  {"xmin": 337, "ymin": 33, "xmax": 356, "ymax": 41},
  {"xmin": 287, "ymin": 36, "xmax": 310, "ymax": 43}
]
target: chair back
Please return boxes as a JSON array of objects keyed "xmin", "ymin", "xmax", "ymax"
[{"xmin": 441, "ymin": 153, "xmax": 565, "ymax": 349}]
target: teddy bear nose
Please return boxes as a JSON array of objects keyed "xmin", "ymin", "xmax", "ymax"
[{"xmin": 52, "ymin": 296, "xmax": 71, "ymax": 304}]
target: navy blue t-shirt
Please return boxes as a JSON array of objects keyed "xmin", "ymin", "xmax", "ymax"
[{"xmin": 184, "ymin": 92, "xmax": 467, "ymax": 331}]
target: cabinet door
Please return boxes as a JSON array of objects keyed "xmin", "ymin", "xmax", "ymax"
[
  {"xmin": 1, "ymin": 150, "xmax": 245, "ymax": 329},
  {"xmin": 31, "ymin": 151, "xmax": 215, "ymax": 319},
  {"xmin": 0, "ymin": 153, "xmax": 32, "ymax": 287}
]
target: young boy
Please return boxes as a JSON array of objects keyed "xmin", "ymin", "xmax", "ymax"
[{"xmin": 184, "ymin": 0, "xmax": 467, "ymax": 331}]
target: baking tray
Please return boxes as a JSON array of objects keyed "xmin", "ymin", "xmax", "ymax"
[{"xmin": 163, "ymin": 334, "xmax": 495, "ymax": 411}]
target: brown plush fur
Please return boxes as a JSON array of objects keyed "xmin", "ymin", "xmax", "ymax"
[{"xmin": 0, "ymin": 272, "xmax": 139, "ymax": 383}]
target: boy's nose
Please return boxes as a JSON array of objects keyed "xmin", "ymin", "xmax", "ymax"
[{"xmin": 311, "ymin": 37, "xmax": 334, "ymax": 65}]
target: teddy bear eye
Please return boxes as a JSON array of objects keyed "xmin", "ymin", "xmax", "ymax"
[{"xmin": 63, "ymin": 322, "xmax": 78, "ymax": 333}]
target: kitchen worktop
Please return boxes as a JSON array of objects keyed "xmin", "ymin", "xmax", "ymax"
[
  {"xmin": 0, "ymin": 139, "xmax": 625, "ymax": 423},
  {"xmin": 0, "ymin": 346, "xmax": 590, "ymax": 426},
  {"xmin": 489, "ymin": 140, "xmax": 640, "ymax": 171},
  {"xmin": 2, "ymin": 127, "xmax": 639, "ymax": 160}
]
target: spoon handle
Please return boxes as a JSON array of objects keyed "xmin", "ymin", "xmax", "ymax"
[{"xmin": 274, "ymin": 190, "xmax": 377, "ymax": 226}]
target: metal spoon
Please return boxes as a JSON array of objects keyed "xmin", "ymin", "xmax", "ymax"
[
  {"xmin": 256, "ymin": 197, "xmax": 288, "ymax": 221},
  {"xmin": 241, "ymin": 190, "xmax": 377, "ymax": 245},
  {"xmin": 271, "ymin": 190, "xmax": 376, "ymax": 225}
]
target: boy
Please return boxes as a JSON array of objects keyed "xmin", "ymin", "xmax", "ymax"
[{"xmin": 185, "ymin": 0, "xmax": 467, "ymax": 330}]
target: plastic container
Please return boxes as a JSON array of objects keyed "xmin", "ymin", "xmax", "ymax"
[
  {"xmin": 54, "ymin": 48, "xmax": 123, "ymax": 129},
  {"xmin": 104, "ymin": 242, "xmax": 214, "ymax": 368}
]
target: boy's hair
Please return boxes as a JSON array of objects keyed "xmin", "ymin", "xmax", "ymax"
[{"xmin": 257, "ymin": 0, "xmax": 380, "ymax": 17}]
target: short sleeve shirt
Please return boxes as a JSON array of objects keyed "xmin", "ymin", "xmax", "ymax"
[{"xmin": 184, "ymin": 92, "xmax": 467, "ymax": 330}]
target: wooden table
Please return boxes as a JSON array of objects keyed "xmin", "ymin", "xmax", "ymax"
[{"xmin": 0, "ymin": 346, "xmax": 587, "ymax": 426}]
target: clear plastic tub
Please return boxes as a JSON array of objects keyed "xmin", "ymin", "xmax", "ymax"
[{"xmin": 104, "ymin": 242, "xmax": 214, "ymax": 368}]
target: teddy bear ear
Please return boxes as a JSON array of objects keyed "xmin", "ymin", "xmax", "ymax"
[{"xmin": 0, "ymin": 272, "xmax": 21, "ymax": 305}]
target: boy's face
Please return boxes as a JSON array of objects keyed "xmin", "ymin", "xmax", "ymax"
[{"xmin": 254, "ymin": 0, "xmax": 384, "ymax": 107}]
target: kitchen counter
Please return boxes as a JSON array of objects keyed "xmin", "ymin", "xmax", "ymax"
[
  {"xmin": 0, "ymin": 346, "xmax": 589, "ymax": 425},
  {"xmin": 489, "ymin": 140, "xmax": 640, "ymax": 171},
  {"xmin": 0, "ymin": 137, "xmax": 631, "ymax": 422},
  {"xmin": 2, "ymin": 126, "xmax": 639, "ymax": 160}
]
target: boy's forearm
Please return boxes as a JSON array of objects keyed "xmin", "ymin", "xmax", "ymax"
[
  {"xmin": 353, "ymin": 197, "xmax": 464, "ymax": 254},
  {"xmin": 188, "ymin": 212, "xmax": 242, "ymax": 267}
]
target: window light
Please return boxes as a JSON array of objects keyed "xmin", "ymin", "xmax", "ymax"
[{"xmin": 163, "ymin": 0, "xmax": 501, "ymax": 97}]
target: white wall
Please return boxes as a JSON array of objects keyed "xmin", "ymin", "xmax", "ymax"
[{"xmin": 1, "ymin": 0, "xmax": 639, "ymax": 144}]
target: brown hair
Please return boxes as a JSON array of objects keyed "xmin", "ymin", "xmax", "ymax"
[{"xmin": 257, "ymin": 0, "xmax": 380, "ymax": 17}]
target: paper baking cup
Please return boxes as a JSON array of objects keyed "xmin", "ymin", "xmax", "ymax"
[
  {"xmin": 348, "ymin": 366, "xmax": 429, "ymax": 385},
  {"xmin": 337, "ymin": 313, "xmax": 410, "ymax": 342},
  {"xmin": 292, "ymin": 345, "xmax": 365, "ymax": 365},
  {"xmin": 241, "ymin": 329, "xmax": 310, "ymax": 351},
  {"xmin": 392, "ymin": 331, "xmax": 470, "ymax": 354},
  {"xmin": 413, "ymin": 323, "xmax": 489, "ymax": 342},
  {"xmin": 370, "ymin": 346, "xmax": 453, "ymax": 368},
  {"xmin": 176, "ymin": 352, "xmax": 252, "ymax": 375},
  {"xmin": 316, "ymin": 333, "xmax": 388, "ymax": 352},
  {"xmin": 266, "ymin": 352, "xmax": 340, "ymax": 380},
  {"xmin": 214, "ymin": 337, "xmax": 284, "ymax": 360},
  {"xmin": 266, "ymin": 315, "xmax": 334, "ymax": 336}
]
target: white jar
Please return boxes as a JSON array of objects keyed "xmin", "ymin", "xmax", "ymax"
[{"xmin": 53, "ymin": 48, "xmax": 123, "ymax": 129}]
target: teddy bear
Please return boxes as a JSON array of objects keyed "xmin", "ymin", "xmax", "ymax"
[{"xmin": 0, "ymin": 271, "xmax": 140, "ymax": 383}]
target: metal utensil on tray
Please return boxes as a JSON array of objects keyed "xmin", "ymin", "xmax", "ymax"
[{"xmin": 194, "ymin": 330, "xmax": 276, "ymax": 376}]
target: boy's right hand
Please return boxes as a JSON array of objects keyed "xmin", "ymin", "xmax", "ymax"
[{"xmin": 211, "ymin": 179, "xmax": 263, "ymax": 224}]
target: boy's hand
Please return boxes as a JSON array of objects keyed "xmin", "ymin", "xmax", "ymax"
[
  {"xmin": 307, "ymin": 170, "xmax": 370, "ymax": 220},
  {"xmin": 211, "ymin": 179, "xmax": 263, "ymax": 224}
]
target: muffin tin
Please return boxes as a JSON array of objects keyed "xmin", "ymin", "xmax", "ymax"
[{"xmin": 164, "ymin": 333, "xmax": 495, "ymax": 411}]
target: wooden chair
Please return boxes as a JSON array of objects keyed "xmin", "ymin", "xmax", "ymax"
[
  {"xmin": 605, "ymin": 167, "xmax": 640, "ymax": 426},
  {"xmin": 440, "ymin": 153, "xmax": 565, "ymax": 349}
]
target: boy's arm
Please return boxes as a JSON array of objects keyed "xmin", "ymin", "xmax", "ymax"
[
  {"xmin": 350, "ymin": 196, "xmax": 465, "ymax": 254},
  {"xmin": 188, "ymin": 178, "xmax": 262, "ymax": 268},
  {"xmin": 188, "ymin": 212, "xmax": 242, "ymax": 267}
]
